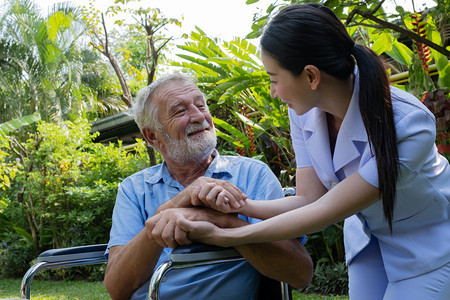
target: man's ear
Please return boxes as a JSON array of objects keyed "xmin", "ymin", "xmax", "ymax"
[
  {"xmin": 141, "ymin": 127, "xmax": 161, "ymax": 149},
  {"xmin": 303, "ymin": 65, "xmax": 320, "ymax": 90}
]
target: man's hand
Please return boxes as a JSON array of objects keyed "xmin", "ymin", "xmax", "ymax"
[
  {"xmin": 190, "ymin": 177, "xmax": 247, "ymax": 212},
  {"xmin": 146, "ymin": 208, "xmax": 192, "ymax": 248}
]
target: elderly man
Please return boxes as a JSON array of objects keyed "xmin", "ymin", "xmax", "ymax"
[{"xmin": 103, "ymin": 73, "xmax": 313, "ymax": 300}]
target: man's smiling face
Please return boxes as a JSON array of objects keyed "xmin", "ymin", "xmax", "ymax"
[{"xmin": 153, "ymin": 81, "xmax": 216, "ymax": 164}]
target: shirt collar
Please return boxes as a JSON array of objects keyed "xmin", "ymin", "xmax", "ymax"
[
  {"xmin": 332, "ymin": 67, "xmax": 369, "ymax": 171},
  {"xmin": 301, "ymin": 67, "xmax": 369, "ymax": 174},
  {"xmin": 337, "ymin": 67, "xmax": 368, "ymax": 143},
  {"xmin": 145, "ymin": 149, "xmax": 232, "ymax": 185}
]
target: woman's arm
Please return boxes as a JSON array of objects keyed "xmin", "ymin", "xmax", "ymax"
[
  {"xmin": 240, "ymin": 167, "xmax": 328, "ymax": 219},
  {"xmin": 177, "ymin": 172, "xmax": 379, "ymax": 247},
  {"xmin": 189, "ymin": 166, "xmax": 328, "ymax": 218}
]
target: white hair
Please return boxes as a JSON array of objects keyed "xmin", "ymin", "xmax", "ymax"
[{"xmin": 127, "ymin": 73, "xmax": 199, "ymax": 131}]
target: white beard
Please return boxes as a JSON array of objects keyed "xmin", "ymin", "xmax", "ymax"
[{"xmin": 161, "ymin": 120, "xmax": 217, "ymax": 164}]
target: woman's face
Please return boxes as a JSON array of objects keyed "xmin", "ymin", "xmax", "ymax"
[{"xmin": 261, "ymin": 50, "xmax": 317, "ymax": 116}]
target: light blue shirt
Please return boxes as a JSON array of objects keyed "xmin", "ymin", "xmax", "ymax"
[
  {"xmin": 106, "ymin": 151, "xmax": 284, "ymax": 299},
  {"xmin": 289, "ymin": 69, "xmax": 450, "ymax": 282}
]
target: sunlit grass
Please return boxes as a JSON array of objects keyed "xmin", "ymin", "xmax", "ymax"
[
  {"xmin": 0, "ymin": 278, "xmax": 109, "ymax": 299},
  {"xmin": 0, "ymin": 278, "xmax": 349, "ymax": 300},
  {"xmin": 293, "ymin": 289, "xmax": 349, "ymax": 300}
]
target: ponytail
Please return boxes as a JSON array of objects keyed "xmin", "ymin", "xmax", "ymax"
[{"xmin": 352, "ymin": 44, "xmax": 398, "ymax": 231}]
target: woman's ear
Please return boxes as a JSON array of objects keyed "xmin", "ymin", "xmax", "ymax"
[
  {"xmin": 303, "ymin": 65, "xmax": 321, "ymax": 90},
  {"xmin": 141, "ymin": 127, "xmax": 161, "ymax": 149}
]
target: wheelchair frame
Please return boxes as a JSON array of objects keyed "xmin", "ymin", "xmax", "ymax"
[{"xmin": 21, "ymin": 244, "xmax": 292, "ymax": 300}]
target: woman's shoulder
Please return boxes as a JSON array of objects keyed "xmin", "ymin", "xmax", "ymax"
[
  {"xmin": 390, "ymin": 86, "xmax": 435, "ymax": 123},
  {"xmin": 390, "ymin": 86, "xmax": 437, "ymax": 149}
]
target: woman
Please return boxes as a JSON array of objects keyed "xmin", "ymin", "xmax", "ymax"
[{"xmin": 167, "ymin": 3, "xmax": 449, "ymax": 299}]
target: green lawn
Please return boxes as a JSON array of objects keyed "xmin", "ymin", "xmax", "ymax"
[
  {"xmin": 293, "ymin": 290, "xmax": 349, "ymax": 300},
  {"xmin": 0, "ymin": 278, "xmax": 348, "ymax": 300},
  {"xmin": 0, "ymin": 278, "xmax": 109, "ymax": 300}
]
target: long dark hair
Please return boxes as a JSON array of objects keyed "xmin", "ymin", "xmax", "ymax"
[{"xmin": 261, "ymin": 3, "xmax": 398, "ymax": 230}]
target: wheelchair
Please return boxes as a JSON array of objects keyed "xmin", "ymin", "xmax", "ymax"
[
  {"xmin": 20, "ymin": 243, "xmax": 292, "ymax": 300},
  {"xmin": 21, "ymin": 187, "xmax": 298, "ymax": 299}
]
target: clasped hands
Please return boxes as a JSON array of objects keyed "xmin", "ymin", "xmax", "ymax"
[{"xmin": 146, "ymin": 177, "xmax": 247, "ymax": 248}]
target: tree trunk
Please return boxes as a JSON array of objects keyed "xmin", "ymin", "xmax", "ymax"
[
  {"xmin": 105, "ymin": 52, "xmax": 133, "ymax": 108},
  {"xmin": 146, "ymin": 145, "xmax": 157, "ymax": 166}
]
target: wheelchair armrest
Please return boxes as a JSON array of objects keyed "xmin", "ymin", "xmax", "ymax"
[
  {"xmin": 170, "ymin": 244, "xmax": 241, "ymax": 263},
  {"xmin": 21, "ymin": 244, "xmax": 108, "ymax": 299},
  {"xmin": 38, "ymin": 244, "xmax": 108, "ymax": 263},
  {"xmin": 282, "ymin": 186, "xmax": 296, "ymax": 196}
]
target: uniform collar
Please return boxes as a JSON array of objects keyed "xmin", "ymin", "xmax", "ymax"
[
  {"xmin": 333, "ymin": 69, "xmax": 368, "ymax": 171},
  {"xmin": 302, "ymin": 68, "xmax": 368, "ymax": 177},
  {"xmin": 145, "ymin": 150, "xmax": 232, "ymax": 185}
]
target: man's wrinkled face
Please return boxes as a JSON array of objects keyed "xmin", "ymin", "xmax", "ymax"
[{"xmin": 154, "ymin": 81, "xmax": 216, "ymax": 164}]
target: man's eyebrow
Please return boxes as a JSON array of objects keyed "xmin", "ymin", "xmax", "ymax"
[
  {"xmin": 168, "ymin": 94, "xmax": 205, "ymax": 109},
  {"xmin": 266, "ymin": 71, "xmax": 276, "ymax": 76},
  {"xmin": 193, "ymin": 95, "xmax": 206, "ymax": 102},
  {"xmin": 168, "ymin": 102, "xmax": 184, "ymax": 111}
]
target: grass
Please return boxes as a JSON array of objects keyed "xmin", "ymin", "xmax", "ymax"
[
  {"xmin": 0, "ymin": 278, "xmax": 349, "ymax": 300},
  {"xmin": 293, "ymin": 290, "xmax": 349, "ymax": 300},
  {"xmin": 0, "ymin": 278, "xmax": 109, "ymax": 299}
]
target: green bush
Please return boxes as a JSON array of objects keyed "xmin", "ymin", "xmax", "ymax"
[
  {"xmin": 303, "ymin": 261, "xmax": 348, "ymax": 296},
  {"xmin": 0, "ymin": 234, "xmax": 36, "ymax": 278},
  {"xmin": 0, "ymin": 119, "xmax": 149, "ymax": 278}
]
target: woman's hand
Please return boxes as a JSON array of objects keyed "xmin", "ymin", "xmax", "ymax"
[
  {"xmin": 190, "ymin": 181, "xmax": 246, "ymax": 213},
  {"xmin": 175, "ymin": 213, "xmax": 233, "ymax": 247},
  {"xmin": 156, "ymin": 177, "xmax": 247, "ymax": 213},
  {"xmin": 147, "ymin": 207, "xmax": 245, "ymax": 248}
]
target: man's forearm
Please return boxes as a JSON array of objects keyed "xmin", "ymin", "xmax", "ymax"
[
  {"xmin": 235, "ymin": 239, "xmax": 312, "ymax": 289},
  {"xmin": 104, "ymin": 230, "xmax": 163, "ymax": 300},
  {"xmin": 156, "ymin": 187, "xmax": 193, "ymax": 213},
  {"xmin": 225, "ymin": 217, "xmax": 313, "ymax": 289}
]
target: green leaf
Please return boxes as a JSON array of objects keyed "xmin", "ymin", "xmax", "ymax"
[
  {"xmin": 13, "ymin": 227, "xmax": 33, "ymax": 243},
  {"xmin": 395, "ymin": 6, "xmax": 405, "ymax": 14},
  {"xmin": 0, "ymin": 114, "xmax": 41, "ymax": 134},
  {"xmin": 232, "ymin": 111, "xmax": 265, "ymax": 133},
  {"xmin": 385, "ymin": 40, "xmax": 412, "ymax": 67},
  {"xmin": 3, "ymin": 175, "xmax": 10, "ymax": 187},
  {"xmin": 215, "ymin": 130, "xmax": 245, "ymax": 148},
  {"xmin": 428, "ymin": 30, "xmax": 450, "ymax": 88},
  {"xmin": 47, "ymin": 11, "xmax": 72, "ymax": 42},
  {"xmin": 213, "ymin": 117, "xmax": 250, "ymax": 147},
  {"xmin": 370, "ymin": 32, "xmax": 392, "ymax": 55}
]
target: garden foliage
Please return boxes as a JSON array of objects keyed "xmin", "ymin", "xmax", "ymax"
[{"xmin": 0, "ymin": 120, "xmax": 149, "ymax": 277}]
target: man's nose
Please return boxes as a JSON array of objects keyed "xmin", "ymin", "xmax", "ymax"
[{"xmin": 188, "ymin": 106, "xmax": 205, "ymax": 123}]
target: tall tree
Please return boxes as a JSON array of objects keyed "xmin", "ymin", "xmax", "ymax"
[
  {"xmin": 0, "ymin": 0, "xmax": 91, "ymax": 122},
  {"xmin": 81, "ymin": 0, "xmax": 183, "ymax": 107},
  {"xmin": 81, "ymin": 0, "xmax": 183, "ymax": 165}
]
